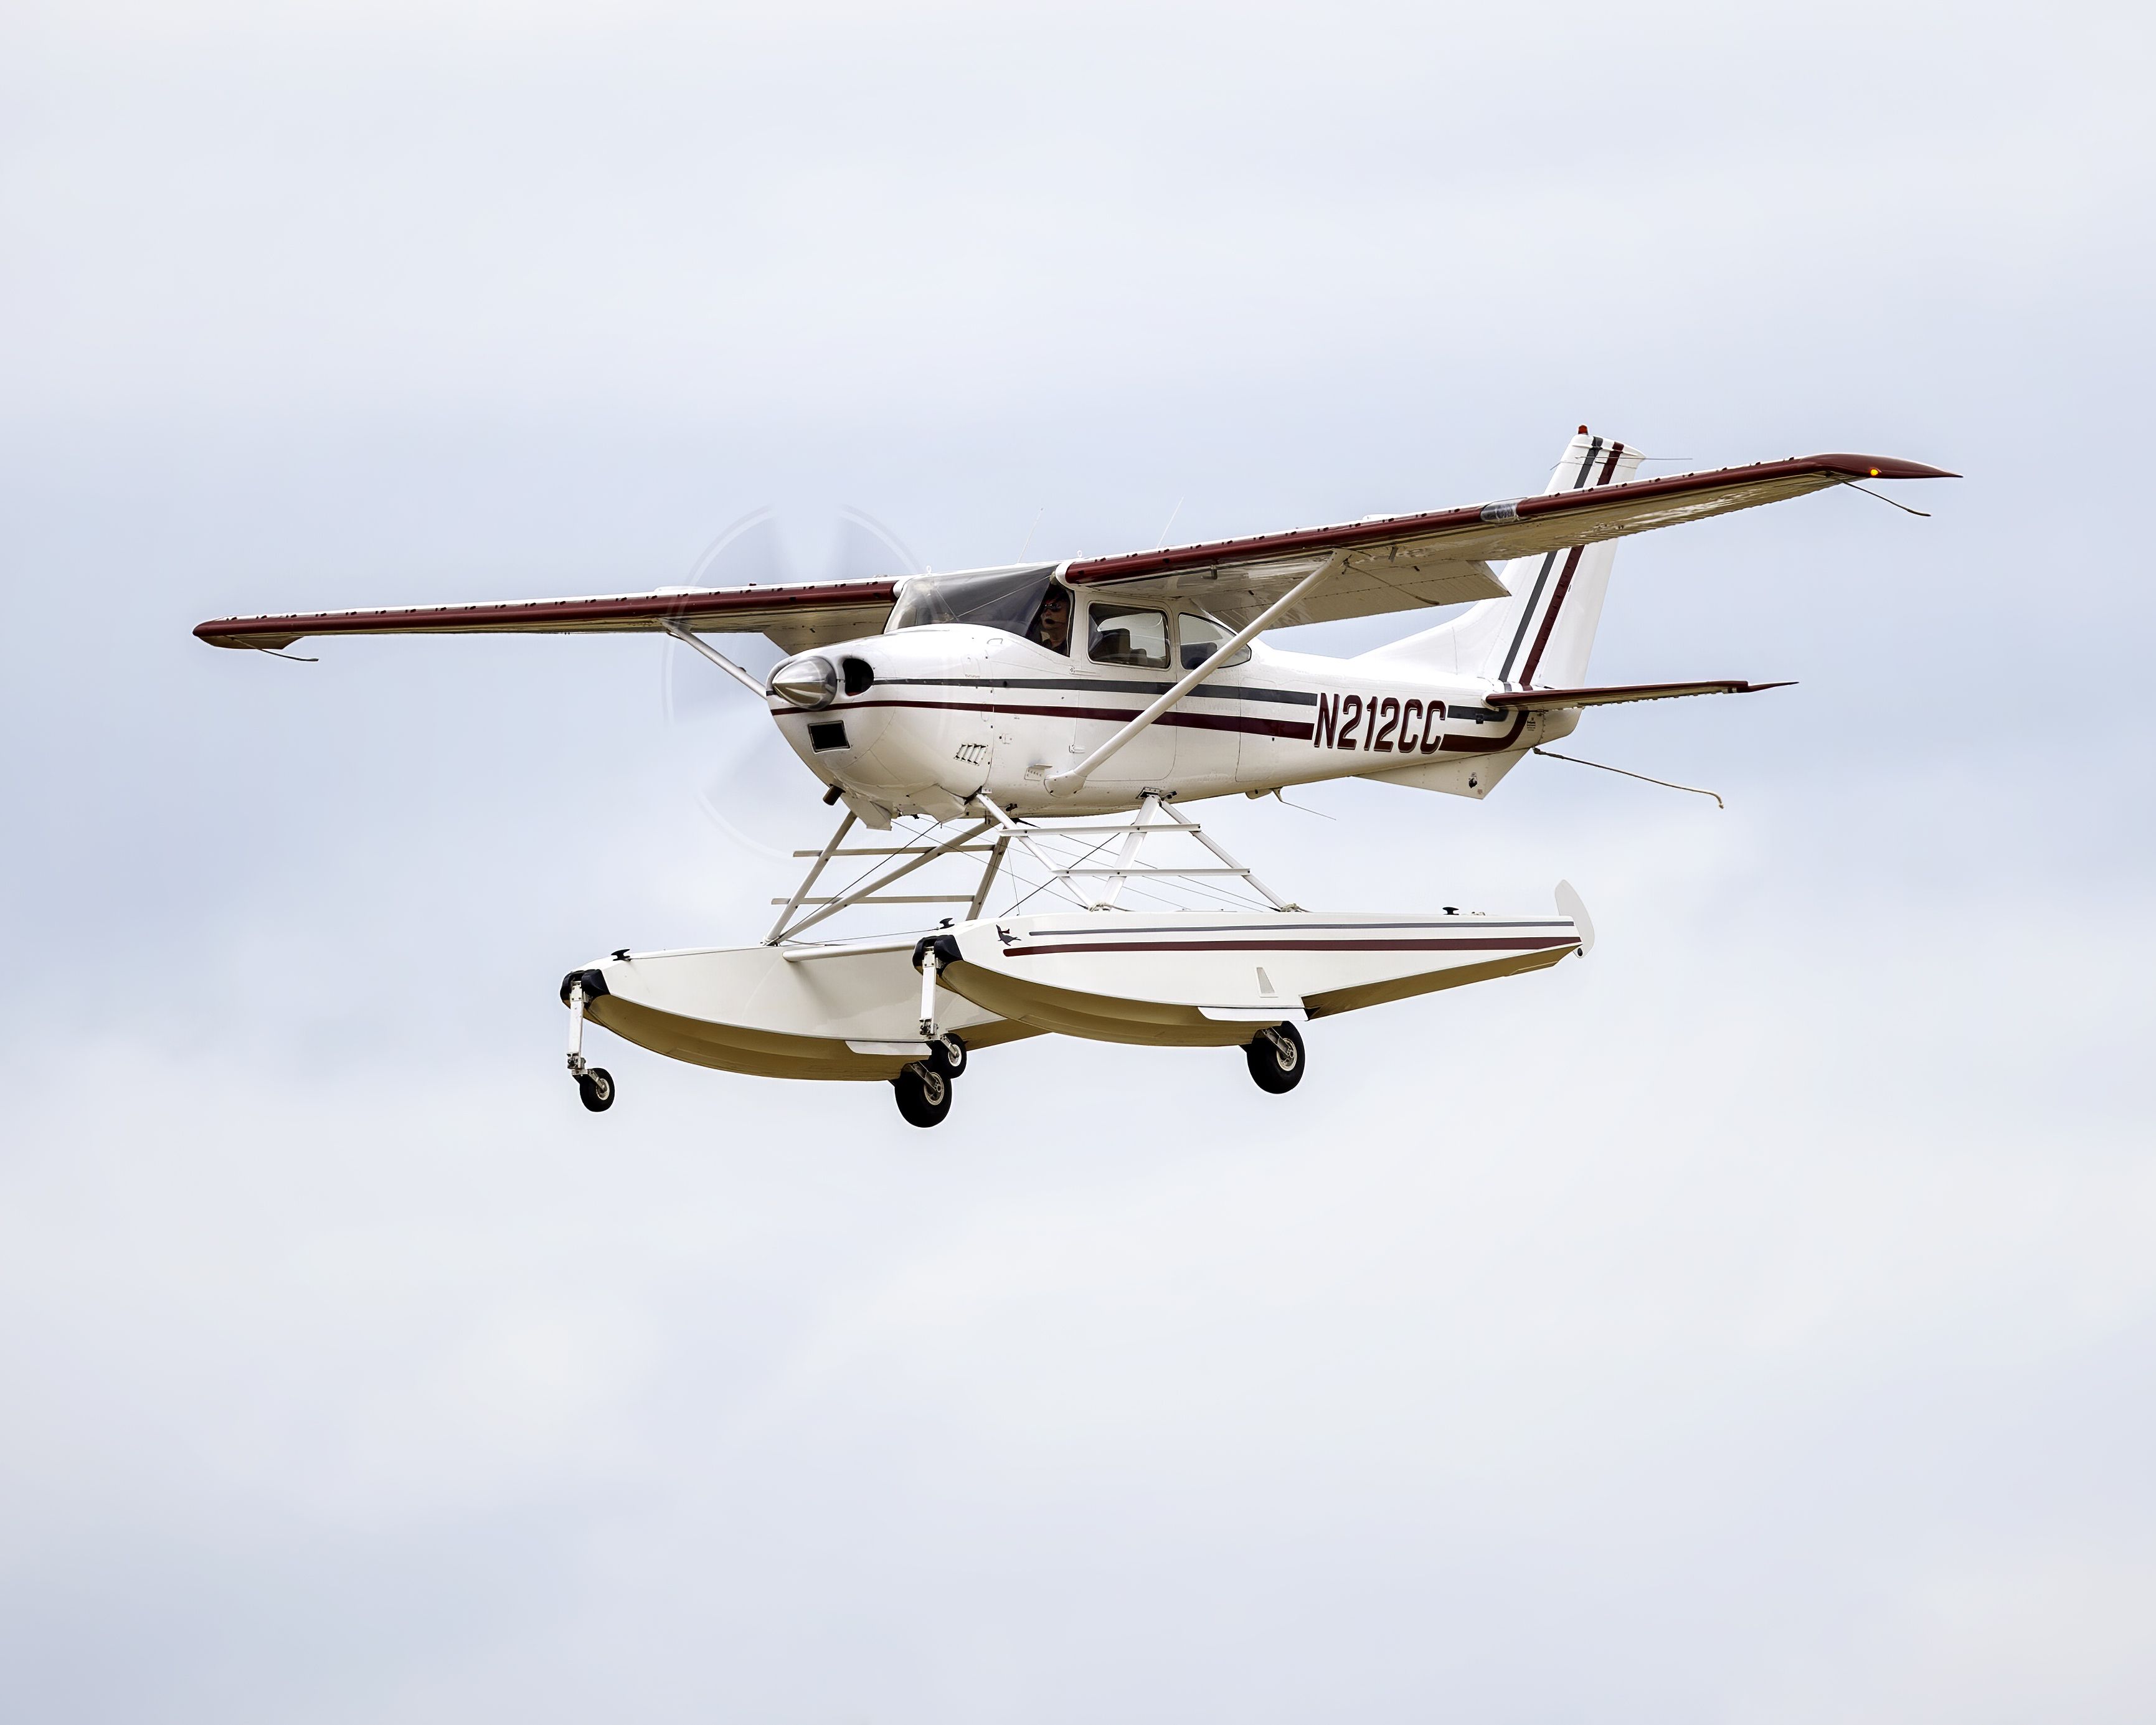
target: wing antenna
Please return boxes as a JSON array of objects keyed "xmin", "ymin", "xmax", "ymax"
[{"xmin": 1846, "ymin": 481, "xmax": 1933, "ymax": 518}]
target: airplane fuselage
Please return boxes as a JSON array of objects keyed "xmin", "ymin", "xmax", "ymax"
[{"xmin": 768, "ymin": 613, "xmax": 1578, "ymax": 822}]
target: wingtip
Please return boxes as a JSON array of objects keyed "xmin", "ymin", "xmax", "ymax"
[
  {"xmin": 195, "ymin": 618, "xmax": 300, "ymax": 650},
  {"xmin": 1817, "ymin": 454, "xmax": 1960, "ymax": 481}
]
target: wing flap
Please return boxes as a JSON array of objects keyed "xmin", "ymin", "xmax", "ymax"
[
  {"xmin": 1485, "ymin": 679, "xmax": 1794, "ymax": 711},
  {"xmin": 1147, "ymin": 553, "xmax": 1509, "ymax": 631}
]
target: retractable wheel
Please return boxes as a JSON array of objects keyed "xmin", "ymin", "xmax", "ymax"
[
  {"xmin": 928, "ymin": 1035, "xmax": 968, "ymax": 1080},
  {"xmin": 577, "ymin": 1067, "xmax": 616, "ymax": 1112},
  {"xmin": 893, "ymin": 1061, "xmax": 953, "ymax": 1128},
  {"xmin": 1244, "ymin": 1023, "xmax": 1305, "ymax": 1094}
]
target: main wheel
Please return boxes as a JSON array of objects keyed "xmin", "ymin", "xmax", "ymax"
[
  {"xmin": 892, "ymin": 1061, "xmax": 953, "ymax": 1128},
  {"xmin": 929, "ymin": 1035, "xmax": 968, "ymax": 1080},
  {"xmin": 1244, "ymin": 1023, "xmax": 1305, "ymax": 1094},
  {"xmin": 577, "ymin": 1067, "xmax": 616, "ymax": 1112}
]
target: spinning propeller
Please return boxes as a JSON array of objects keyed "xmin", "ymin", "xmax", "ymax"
[{"xmin": 660, "ymin": 506, "xmax": 922, "ymax": 858}]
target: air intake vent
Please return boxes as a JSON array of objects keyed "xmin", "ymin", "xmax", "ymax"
[{"xmin": 808, "ymin": 721, "xmax": 849, "ymax": 753}]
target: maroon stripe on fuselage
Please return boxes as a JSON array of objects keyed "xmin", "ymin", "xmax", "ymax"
[
  {"xmin": 825, "ymin": 695, "xmax": 1315, "ymax": 742},
  {"xmin": 1435, "ymin": 711, "xmax": 1531, "ymax": 754},
  {"xmin": 996, "ymin": 935, "xmax": 1579, "ymax": 958},
  {"xmin": 815, "ymin": 694, "xmax": 1530, "ymax": 752}
]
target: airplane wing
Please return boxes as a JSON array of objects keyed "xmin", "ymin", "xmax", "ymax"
[
  {"xmin": 1063, "ymin": 452, "xmax": 1955, "ymax": 630},
  {"xmin": 1483, "ymin": 679, "xmax": 1794, "ymax": 711},
  {"xmin": 195, "ymin": 452, "xmax": 1951, "ymax": 655},
  {"xmin": 194, "ymin": 578, "xmax": 900, "ymax": 655}
]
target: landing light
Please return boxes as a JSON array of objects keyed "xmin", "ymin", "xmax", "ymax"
[{"xmin": 770, "ymin": 655, "xmax": 838, "ymax": 709}]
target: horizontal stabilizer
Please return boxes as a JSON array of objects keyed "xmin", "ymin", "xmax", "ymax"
[{"xmin": 1483, "ymin": 679, "xmax": 1793, "ymax": 711}]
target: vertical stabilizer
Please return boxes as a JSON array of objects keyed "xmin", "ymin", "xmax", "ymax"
[{"xmin": 1359, "ymin": 428, "xmax": 1645, "ymax": 687}]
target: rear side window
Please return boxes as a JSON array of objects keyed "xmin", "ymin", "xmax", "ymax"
[
  {"xmin": 1178, "ymin": 613, "xmax": 1251, "ymax": 671},
  {"xmin": 1088, "ymin": 603, "xmax": 1169, "ymax": 669}
]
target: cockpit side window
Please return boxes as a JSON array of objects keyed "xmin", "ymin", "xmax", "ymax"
[
  {"xmin": 1177, "ymin": 612, "xmax": 1251, "ymax": 671},
  {"xmin": 1088, "ymin": 603, "xmax": 1170, "ymax": 670},
  {"xmin": 1023, "ymin": 585, "xmax": 1073, "ymax": 655},
  {"xmin": 886, "ymin": 565, "xmax": 1057, "ymax": 636}
]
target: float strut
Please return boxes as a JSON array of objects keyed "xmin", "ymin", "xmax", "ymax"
[
  {"xmin": 565, "ymin": 981, "xmax": 590, "ymax": 1079},
  {"xmin": 917, "ymin": 948, "xmax": 941, "ymax": 1041}
]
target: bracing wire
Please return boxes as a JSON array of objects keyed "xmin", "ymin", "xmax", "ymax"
[{"xmin": 1532, "ymin": 747, "xmax": 1725, "ymax": 810}]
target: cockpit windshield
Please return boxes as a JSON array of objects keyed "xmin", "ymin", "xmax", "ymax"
[{"xmin": 886, "ymin": 564, "xmax": 1059, "ymax": 638}]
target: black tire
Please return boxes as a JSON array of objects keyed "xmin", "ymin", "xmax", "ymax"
[
  {"xmin": 1244, "ymin": 1023, "xmax": 1305, "ymax": 1094},
  {"xmin": 893, "ymin": 1062, "xmax": 952, "ymax": 1128},
  {"xmin": 928, "ymin": 1036, "xmax": 968, "ymax": 1080},
  {"xmin": 577, "ymin": 1067, "xmax": 615, "ymax": 1113}
]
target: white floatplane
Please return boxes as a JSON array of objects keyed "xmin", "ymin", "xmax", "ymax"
[{"xmin": 196, "ymin": 430, "xmax": 1953, "ymax": 1125}]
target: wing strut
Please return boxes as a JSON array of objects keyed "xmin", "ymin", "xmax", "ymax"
[
  {"xmin": 1044, "ymin": 554, "xmax": 1340, "ymax": 795},
  {"xmin": 661, "ymin": 620, "xmax": 771, "ymax": 697}
]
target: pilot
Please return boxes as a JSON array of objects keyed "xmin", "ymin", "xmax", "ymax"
[{"xmin": 1026, "ymin": 585, "xmax": 1072, "ymax": 654}]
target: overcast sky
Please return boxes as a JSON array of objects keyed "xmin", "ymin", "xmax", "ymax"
[{"xmin": 4, "ymin": 2, "xmax": 2154, "ymax": 1721}]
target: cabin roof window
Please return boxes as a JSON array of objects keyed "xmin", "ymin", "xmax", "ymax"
[{"xmin": 887, "ymin": 564, "xmax": 1059, "ymax": 636}]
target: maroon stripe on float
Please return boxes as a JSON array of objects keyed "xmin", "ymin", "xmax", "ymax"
[
  {"xmin": 997, "ymin": 936, "xmax": 1580, "ymax": 958},
  {"xmin": 1062, "ymin": 453, "xmax": 1954, "ymax": 585}
]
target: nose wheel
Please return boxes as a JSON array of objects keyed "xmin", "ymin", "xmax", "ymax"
[{"xmin": 1245, "ymin": 1022, "xmax": 1305, "ymax": 1094}]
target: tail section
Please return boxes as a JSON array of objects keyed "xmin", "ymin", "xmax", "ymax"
[{"xmin": 1359, "ymin": 428, "xmax": 1645, "ymax": 688}]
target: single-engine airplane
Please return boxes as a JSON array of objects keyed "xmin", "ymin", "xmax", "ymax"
[{"xmin": 196, "ymin": 429, "xmax": 1953, "ymax": 1125}]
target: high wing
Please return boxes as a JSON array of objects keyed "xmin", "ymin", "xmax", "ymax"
[
  {"xmin": 194, "ymin": 579, "xmax": 900, "ymax": 655},
  {"xmin": 1062, "ymin": 451, "xmax": 1955, "ymax": 630},
  {"xmin": 1484, "ymin": 679, "xmax": 1795, "ymax": 711},
  {"xmin": 194, "ymin": 450, "xmax": 1952, "ymax": 655}
]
